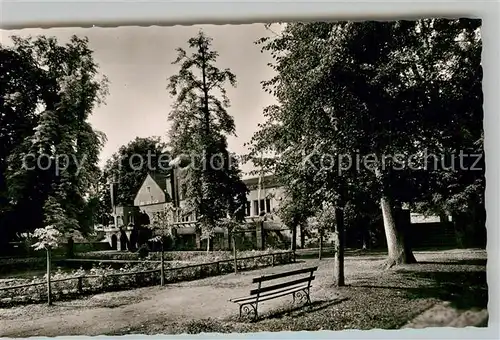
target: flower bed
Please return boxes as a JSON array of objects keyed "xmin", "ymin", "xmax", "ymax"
[
  {"xmin": 0, "ymin": 250, "xmax": 294, "ymax": 307},
  {"xmin": 76, "ymin": 249, "xmax": 281, "ymax": 262}
]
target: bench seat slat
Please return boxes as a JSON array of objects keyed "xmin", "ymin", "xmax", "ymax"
[
  {"xmin": 252, "ymin": 266, "xmax": 318, "ymax": 283},
  {"xmin": 231, "ymin": 284, "xmax": 311, "ymax": 305},
  {"xmin": 250, "ymin": 276, "xmax": 314, "ymax": 296},
  {"xmin": 230, "ymin": 283, "xmax": 309, "ymax": 303}
]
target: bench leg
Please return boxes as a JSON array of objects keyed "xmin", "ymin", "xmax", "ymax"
[
  {"xmin": 294, "ymin": 289, "xmax": 309, "ymax": 304},
  {"xmin": 305, "ymin": 288, "xmax": 311, "ymax": 305},
  {"xmin": 239, "ymin": 303, "xmax": 258, "ymax": 321},
  {"xmin": 292, "ymin": 292, "xmax": 296, "ymax": 304}
]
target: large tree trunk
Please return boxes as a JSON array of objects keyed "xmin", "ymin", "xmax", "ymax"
[
  {"xmin": 333, "ymin": 208, "xmax": 345, "ymax": 286},
  {"xmin": 380, "ymin": 196, "xmax": 416, "ymax": 268}
]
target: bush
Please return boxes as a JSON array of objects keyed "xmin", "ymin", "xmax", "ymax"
[{"xmin": 137, "ymin": 244, "xmax": 150, "ymax": 259}]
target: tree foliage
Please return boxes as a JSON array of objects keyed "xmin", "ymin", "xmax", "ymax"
[
  {"xmin": 0, "ymin": 35, "xmax": 108, "ymax": 242},
  {"xmin": 249, "ymin": 19, "xmax": 483, "ymax": 266},
  {"xmin": 166, "ymin": 31, "xmax": 248, "ymax": 240},
  {"xmin": 103, "ymin": 136, "xmax": 169, "ymax": 207},
  {"xmin": 148, "ymin": 207, "xmax": 175, "ymax": 243},
  {"xmin": 31, "ymin": 225, "xmax": 62, "ymax": 250}
]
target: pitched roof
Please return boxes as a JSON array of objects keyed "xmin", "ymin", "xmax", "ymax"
[
  {"xmin": 148, "ymin": 172, "xmax": 170, "ymax": 192},
  {"xmin": 132, "ymin": 171, "xmax": 172, "ymax": 206}
]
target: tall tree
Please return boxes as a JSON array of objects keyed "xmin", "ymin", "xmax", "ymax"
[
  {"xmin": 0, "ymin": 40, "xmax": 42, "ymax": 244},
  {"xmin": 250, "ymin": 19, "xmax": 482, "ymax": 269},
  {"xmin": 407, "ymin": 20, "xmax": 484, "ymax": 247},
  {"xmin": 1, "ymin": 35, "xmax": 108, "ymax": 239},
  {"xmin": 167, "ymin": 31, "xmax": 248, "ymax": 251}
]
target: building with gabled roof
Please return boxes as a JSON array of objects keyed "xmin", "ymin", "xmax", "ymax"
[{"xmin": 104, "ymin": 167, "xmax": 296, "ymax": 251}]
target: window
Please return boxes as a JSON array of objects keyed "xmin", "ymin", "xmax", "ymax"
[
  {"xmin": 253, "ymin": 198, "xmax": 272, "ymax": 216},
  {"xmin": 253, "ymin": 200, "xmax": 259, "ymax": 216},
  {"xmin": 246, "ymin": 202, "xmax": 251, "ymax": 216}
]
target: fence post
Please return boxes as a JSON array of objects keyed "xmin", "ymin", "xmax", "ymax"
[
  {"xmin": 160, "ymin": 242, "xmax": 165, "ymax": 286},
  {"xmin": 232, "ymin": 233, "xmax": 238, "ymax": 274},
  {"xmin": 77, "ymin": 276, "xmax": 83, "ymax": 294},
  {"xmin": 216, "ymin": 261, "xmax": 220, "ymax": 274},
  {"xmin": 101, "ymin": 275, "xmax": 106, "ymax": 290},
  {"xmin": 46, "ymin": 248, "xmax": 52, "ymax": 306},
  {"xmin": 272, "ymin": 254, "xmax": 275, "ymax": 267}
]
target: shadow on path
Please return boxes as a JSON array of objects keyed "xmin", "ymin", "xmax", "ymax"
[
  {"xmin": 263, "ymin": 297, "xmax": 349, "ymax": 320},
  {"xmin": 352, "ymin": 270, "xmax": 487, "ymax": 310},
  {"xmin": 225, "ymin": 297, "xmax": 349, "ymax": 323},
  {"xmin": 415, "ymin": 259, "xmax": 487, "ymax": 266}
]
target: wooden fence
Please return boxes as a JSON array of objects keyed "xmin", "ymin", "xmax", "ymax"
[{"xmin": 0, "ymin": 250, "xmax": 295, "ymax": 306}]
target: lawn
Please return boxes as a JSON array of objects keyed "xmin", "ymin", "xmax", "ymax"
[{"xmin": 0, "ymin": 248, "xmax": 487, "ymax": 337}]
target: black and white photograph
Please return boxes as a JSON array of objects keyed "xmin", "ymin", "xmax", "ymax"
[{"xmin": 0, "ymin": 17, "xmax": 487, "ymax": 337}]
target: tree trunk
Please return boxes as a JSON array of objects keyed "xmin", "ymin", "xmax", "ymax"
[
  {"xmin": 160, "ymin": 241, "xmax": 165, "ymax": 286},
  {"xmin": 333, "ymin": 208, "xmax": 345, "ymax": 286},
  {"xmin": 291, "ymin": 224, "xmax": 297, "ymax": 251},
  {"xmin": 319, "ymin": 232, "xmax": 323, "ymax": 260},
  {"xmin": 66, "ymin": 237, "xmax": 74, "ymax": 258},
  {"xmin": 195, "ymin": 229, "xmax": 201, "ymax": 249},
  {"xmin": 300, "ymin": 223, "xmax": 305, "ymax": 248},
  {"xmin": 362, "ymin": 219, "xmax": 370, "ymax": 250},
  {"xmin": 46, "ymin": 248, "xmax": 52, "ymax": 306},
  {"xmin": 453, "ymin": 212, "xmax": 466, "ymax": 248},
  {"xmin": 232, "ymin": 233, "xmax": 238, "ymax": 274},
  {"xmin": 380, "ymin": 196, "xmax": 416, "ymax": 268}
]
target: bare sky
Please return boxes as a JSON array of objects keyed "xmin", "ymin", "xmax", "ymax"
[{"xmin": 1, "ymin": 24, "xmax": 277, "ymax": 175}]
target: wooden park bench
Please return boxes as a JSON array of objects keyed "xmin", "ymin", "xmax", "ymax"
[{"xmin": 229, "ymin": 266, "xmax": 318, "ymax": 320}]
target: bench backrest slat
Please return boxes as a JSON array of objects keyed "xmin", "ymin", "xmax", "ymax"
[
  {"xmin": 252, "ymin": 266, "xmax": 318, "ymax": 283},
  {"xmin": 250, "ymin": 275, "xmax": 315, "ymax": 295}
]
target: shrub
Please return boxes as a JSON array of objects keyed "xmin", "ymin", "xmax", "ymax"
[{"xmin": 137, "ymin": 244, "xmax": 150, "ymax": 259}]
